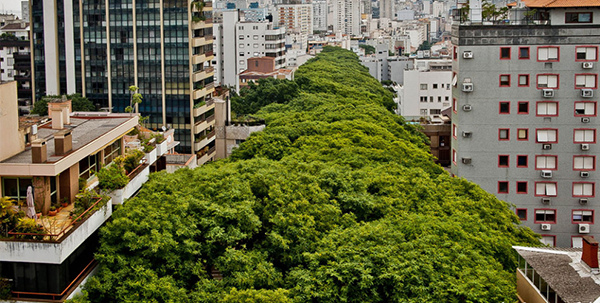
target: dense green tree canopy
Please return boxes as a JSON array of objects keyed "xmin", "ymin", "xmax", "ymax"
[
  {"xmin": 74, "ymin": 47, "xmax": 538, "ymax": 303},
  {"xmin": 31, "ymin": 93, "xmax": 95, "ymax": 116}
]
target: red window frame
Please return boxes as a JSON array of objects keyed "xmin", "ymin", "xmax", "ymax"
[
  {"xmin": 573, "ymin": 182, "xmax": 595, "ymax": 197},
  {"xmin": 574, "ymin": 101, "xmax": 597, "ymax": 117},
  {"xmin": 517, "ymin": 155, "xmax": 528, "ymax": 168},
  {"xmin": 453, "ymin": 46, "xmax": 458, "ymax": 60},
  {"xmin": 536, "ymin": 74, "xmax": 560, "ymax": 89},
  {"xmin": 575, "ymin": 45, "xmax": 598, "ymax": 62},
  {"xmin": 499, "ymin": 128, "xmax": 510, "ymax": 141},
  {"xmin": 572, "ymin": 209, "xmax": 595, "ymax": 224},
  {"xmin": 518, "ymin": 47, "xmax": 530, "ymax": 59},
  {"xmin": 499, "ymin": 101, "xmax": 510, "ymax": 114},
  {"xmin": 541, "ymin": 235, "xmax": 556, "ymax": 247},
  {"xmin": 516, "ymin": 181, "xmax": 528, "ymax": 194},
  {"xmin": 535, "ymin": 128, "xmax": 558, "ymax": 143},
  {"xmin": 534, "ymin": 155, "xmax": 557, "ymax": 171},
  {"xmin": 573, "ymin": 155, "xmax": 596, "ymax": 171},
  {"xmin": 573, "ymin": 128, "xmax": 596, "ymax": 144},
  {"xmin": 518, "ymin": 101, "xmax": 529, "ymax": 114},
  {"xmin": 518, "ymin": 74, "xmax": 530, "ymax": 87},
  {"xmin": 453, "ymin": 98, "xmax": 458, "ymax": 113},
  {"xmin": 537, "ymin": 46, "xmax": 560, "ymax": 62},
  {"xmin": 498, "ymin": 181, "xmax": 509, "ymax": 194},
  {"xmin": 452, "ymin": 124, "xmax": 457, "ymax": 139},
  {"xmin": 534, "ymin": 208, "xmax": 557, "ymax": 223},
  {"xmin": 452, "ymin": 149, "xmax": 457, "ymax": 165},
  {"xmin": 534, "ymin": 182, "xmax": 558, "ymax": 197},
  {"xmin": 498, "ymin": 155, "xmax": 509, "ymax": 167},
  {"xmin": 516, "ymin": 208, "xmax": 527, "ymax": 221},
  {"xmin": 500, "ymin": 47, "xmax": 511, "ymax": 60},
  {"xmin": 499, "ymin": 74, "xmax": 511, "ymax": 87},
  {"xmin": 535, "ymin": 101, "xmax": 559, "ymax": 117},
  {"xmin": 517, "ymin": 128, "xmax": 529, "ymax": 141},
  {"xmin": 574, "ymin": 73, "xmax": 598, "ymax": 89}
]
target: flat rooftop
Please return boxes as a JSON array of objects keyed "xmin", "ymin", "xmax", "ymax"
[
  {"xmin": 2, "ymin": 115, "xmax": 133, "ymax": 164},
  {"xmin": 515, "ymin": 246, "xmax": 600, "ymax": 303}
]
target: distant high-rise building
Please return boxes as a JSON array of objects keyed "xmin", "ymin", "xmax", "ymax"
[
  {"xmin": 452, "ymin": 0, "xmax": 600, "ymax": 247},
  {"xmin": 21, "ymin": 1, "xmax": 29, "ymax": 21},
  {"xmin": 379, "ymin": 0, "xmax": 393, "ymax": 19},
  {"xmin": 275, "ymin": 3, "xmax": 313, "ymax": 35},
  {"xmin": 30, "ymin": 0, "xmax": 216, "ymax": 156},
  {"xmin": 312, "ymin": 0, "xmax": 328, "ymax": 32},
  {"xmin": 331, "ymin": 0, "xmax": 361, "ymax": 36}
]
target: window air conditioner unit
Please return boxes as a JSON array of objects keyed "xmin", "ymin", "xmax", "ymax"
[
  {"xmin": 541, "ymin": 224, "xmax": 552, "ymax": 231},
  {"xmin": 582, "ymin": 117, "xmax": 591, "ymax": 123},
  {"xmin": 579, "ymin": 198, "xmax": 589, "ymax": 205},
  {"xmin": 462, "ymin": 104, "xmax": 472, "ymax": 111},
  {"xmin": 582, "ymin": 89, "xmax": 594, "ymax": 98},
  {"xmin": 541, "ymin": 198, "xmax": 551, "ymax": 204},
  {"xmin": 461, "ymin": 157, "xmax": 472, "ymax": 164},
  {"xmin": 541, "ymin": 170, "xmax": 553, "ymax": 178},
  {"xmin": 581, "ymin": 171, "xmax": 590, "ymax": 178},
  {"xmin": 579, "ymin": 223, "xmax": 590, "ymax": 234},
  {"xmin": 583, "ymin": 62, "xmax": 594, "ymax": 69},
  {"xmin": 463, "ymin": 51, "xmax": 473, "ymax": 59},
  {"xmin": 462, "ymin": 83, "xmax": 474, "ymax": 92},
  {"xmin": 542, "ymin": 144, "xmax": 552, "ymax": 150},
  {"xmin": 542, "ymin": 89, "xmax": 554, "ymax": 98},
  {"xmin": 581, "ymin": 143, "xmax": 590, "ymax": 151},
  {"xmin": 462, "ymin": 131, "xmax": 472, "ymax": 138}
]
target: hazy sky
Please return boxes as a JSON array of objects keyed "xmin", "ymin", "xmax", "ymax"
[{"xmin": 0, "ymin": 0, "xmax": 25, "ymax": 18}]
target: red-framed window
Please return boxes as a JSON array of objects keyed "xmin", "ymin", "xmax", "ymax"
[
  {"xmin": 572, "ymin": 209, "xmax": 594, "ymax": 224},
  {"xmin": 516, "ymin": 208, "xmax": 527, "ymax": 221},
  {"xmin": 535, "ymin": 155, "xmax": 557, "ymax": 170},
  {"xmin": 453, "ymin": 98, "xmax": 458, "ymax": 113},
  {"xmin": 517, "ymin": 155, "xmax": 528, "ymax": 168},
  {"xmin": 536, "ymin": 128, "xmax": 558, "ymax": 143},
  {"xmin": 566, "ymin": 12, "xmax": 593, "ymax": 24},
  {"xmin": 516, "ymin": 181, "xmax": 528, "ymax": 194},
  {"xmin": 518, "ymin": 47, "xmax": 530, "ymax": 59},
  {"xmin": 575, "ymin": 73, "xmax": 598, "ymax": 89},
  {"xmin": 452, "ymin": 149, "xmax": 457, "ymax": 165},
  {"xmin": 452, "ymin": 124, "xmax": 458, "ymax": 139},
  {"xmin": 498, "ymin": 181, "xmax": 509, "ymax": 194},
  {"xmin": 541, "ymin": 235, "xmax": 556, "ymax": 247},
  {"xmin": 573, "ymin": 182, "xmax": 595, "ymax": 197},
  {"xmin": 536, "ymin": 101, "xmax": 558, "ymax": 117},
  {"xmin": 534, "ymin": 208, "xmax": 557, "ymax": 223},
  {"xmin": 537, "ymin": 46, "xmax": 559, "ymax": 62},
  {"xmin": 517, "ymin": 128, "xmax": 528, "ymax": 141},
  {"xmin": 572, "ymin": 236, "xmax": 591, "ymax": 248},
  {"xmin": 518, "ymin": 74, "xmax": 529, "ymax": 87},
  {"xmin": 500, "ymin": 47, "xmax": 511, "ymax": 60},
  {"xmin": 453, "ymin": 46, "xmax": 458, "ymax": 60},
  {"xmin": 573, "ymin": 155, "xmax": 596, "ymax": 171},
  {"xmin": 498, "ymin": 155, "xmax": 509, "ymax": 167},
  {"xmin": 499, "ymin": 128, "xmax": 510, "ymax": 141},
  {"xmin": 575, "ymin": 101, "xmax": 597, "ymax": 116},
  {"xmin": 574, "ymin": 128, "xmax": 596, "ymax": 143},
  {"xmin": 576, "ymin": 46, "xmax": 598, "ymax": 61},
  {"xmin": 518, "ymin": 101, "xmax": 529, "ymax": 114},
  {"xmin": 499, "ymin": 101, "xmax": 510, "ymax": 114},
  {"xmin": 500, "ymin": 74, "xmax": 511, "ymax": 87},
  {"xmin": 535, "ymin": 182, "xmax": 557, "ymax": 197},
  {"xmin": 537, "ymin": 74, "xmax": 559, "ymax": 89}
]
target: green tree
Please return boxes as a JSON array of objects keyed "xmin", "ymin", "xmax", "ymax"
[
  {"xmin": 125, "ymin": 86, "xmax": 143, "ymax": 114},
  {"xmin": 359, "ymin": 44, "xmax": 376, "ymax": 55},
  {"xmin": 31, "ymin": 93, "xmax": 95, "ymax": 116},
  {"xmin": 73, "ymin": 47, "xmax": 540, "ymax": 303}
]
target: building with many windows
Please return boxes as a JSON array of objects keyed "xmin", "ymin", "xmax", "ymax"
[
  {"xmin": 451, "ymin": 0, "xmax": 600, "ymax": 247},
  {"xmin": 29, "ymin": 0, "xmax": 215, "ymax": 157}
]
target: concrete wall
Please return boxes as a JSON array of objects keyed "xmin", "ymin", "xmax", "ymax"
[
  {"xmin": 451, "ymin": 22, "xmax": 600, "ymax": 247},
  {"xmin": 0, "ymin": 81, "xmax": 21, "ymax": 162},
  {"xmin": 516, "ymin": 269, "xmax": 548, "ymax": 303}
]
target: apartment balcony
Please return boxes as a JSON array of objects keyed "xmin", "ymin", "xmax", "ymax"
[
  {"xmin": 193, "ymin": 52, "xmax": 214, "ymax": 65},
  {"xmin": 193, "ymin": 82, "xmax": 215, "ymax": 100},
  {"xmin": 0, "ymin": 197, "xmax": 112, "ymax": 264},
  {"xmin": 107, "ymin": 160, "xmax": 150, "ymax": 205},
  {"xmin": 192, "ymin": 36, "xmax": 213, "ymax": 47},
  {"xmin": 193, "ymin": 66, "xmax": 215, "ymax": 82},
  {"xmin": 191, "ymin": 18, "xmax": 213, "ymax": 29},
  {"xmin": 194, "ymin": 113, "xmax": 215, "ymax": 134},
  {"xmin": 194, "ymin": 130, "xmax": 216, "ymax": 151},
  {"xmin": 197, "ymin": 146, "xmax": 216, "ymax": 165},
  {"xmin": 193, "ymin": 97, "xmax": 216, "ymax": 117}
]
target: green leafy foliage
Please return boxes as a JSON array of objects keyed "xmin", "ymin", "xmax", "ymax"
[
  {"xmin": 231, "ymin": 77, "xmax": 299, "ymax": 115},
  {"xmin": 75, "ymin": 47, "xmax": 539, "ymax": 303},
  {"xmin": 31, "ymin": 93, "xmax": 95, "ymax": 116},
  {"xmin": 0, "ymin": 197, "xmax": 23, "ymax": 238},
  {"xmin": 358, "ymin": 44, "xmax": 376, "ymax": 55},
  {"xmin": 97, "ymin": 163, "xmax": 129, "ymax": 191}
]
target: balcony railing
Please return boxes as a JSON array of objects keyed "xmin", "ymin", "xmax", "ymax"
[{"xmin": 451, "ymin": 8, "xmax": 551, "ymax": 25}]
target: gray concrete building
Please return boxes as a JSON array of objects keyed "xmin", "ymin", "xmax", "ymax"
[{"xmin": 451, "ymin": 0, "xmax": 600, "ymax": 247}]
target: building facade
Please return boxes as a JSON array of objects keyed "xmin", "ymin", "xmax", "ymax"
[
  {"xmin": 275, "ymin": 3, "xmax": 313, "ymax": 35},
  {"xmin": 29, "ymin": 0, "xmax": 215, "ymax": 157},
  {"xmin": 451, "ymin": 0, "xmax": 600, "ymax": 247}
]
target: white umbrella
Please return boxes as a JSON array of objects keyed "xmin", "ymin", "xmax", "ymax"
[{"xmin": 26, "ymin": 186, "xmax": 36, "ymax": 219}]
